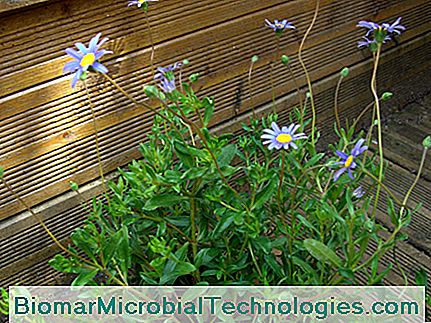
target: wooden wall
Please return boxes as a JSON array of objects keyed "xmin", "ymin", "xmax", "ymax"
[{"xmin": 1, "ymin": 0, "xmax": 431, "ymax": 286}]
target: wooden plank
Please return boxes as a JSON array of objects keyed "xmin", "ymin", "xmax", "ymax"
[
  {"xmin": 1, "ymin": 31, "xmax": 430, "ymax": 220},
  {"xmin": 0, "ymin": 0, "xmax": 49, "ymax": 14},
  {"xmin": 0, "ymin": 0, "xmax": 295, "ymax": 97},
  {"xmin": 2, "ymin": 36, "xmax": 431, "ymax": 288},
  {"xmin": 1, "ymin": 4, "xmax": 429, "ymax": 173}
]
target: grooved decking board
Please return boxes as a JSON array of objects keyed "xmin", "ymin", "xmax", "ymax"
[
  {"xmin": 1, "ymin": 31, "xmax": 431, "ymax": 288},
  {"xmin": 1, "ymin": 0, "xmax": 430, "ymax": 221}
]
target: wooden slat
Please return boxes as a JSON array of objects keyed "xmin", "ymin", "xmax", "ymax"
[
  {"xmin": 1, "ymin": 30, "xmax": 430, "ymax": 288},
  {"xmin": 1, "ymin": 1, "xmax": 430, "ymax": 221}
]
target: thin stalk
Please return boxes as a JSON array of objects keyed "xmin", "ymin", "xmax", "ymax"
[
  {"xmin": 287, "ymin": 65, "xmax": 303, "ymax": 123},
  {"xmin": 248, "ymin": 60, "xmax": 256, "ymax": 118},
  {"xmin": 399, "ymin": 147, "xmax": 428, "ymax": 217},
  {"xmin": 145, "ymin": 11, "xmax": 156, "ymax": 80},
  {"xmin": 351, "ymin": 101, "xmax": 375, "ymax": 132},
  {"xmin": 270, "ymin": 37, "xmax": 281, "ymax": 113},
  {"xmin": 101, "ymin": 73, "xmax": 184, "ymax": 138},
  {"xmin": 334, "ymin": 75, "xmax": 344, "ymax": 132},
  {"xmin": 370, "ymin": 45, "xmax": 383, "ymax": 219},
  {"xmin": 84, "ymin": 81, "xmax": 109, "ymax": 205},
  {"xmin": 277, "ymin": 150, "xmax": 286, "ymax": 213},
  {"xmin": 297, "ymin": 0, "xmax": 320, "ymax": 146},
  {"xmin": 248, "ymin": 241, "xmax": 263, "ymax": 279},
  {"xmin": 190, "ymin": 197, "xmax": 200, "ymax": 281},
  {"xmin": 362, "ymin": 168, "xmax": 402, "ymax": 206}
]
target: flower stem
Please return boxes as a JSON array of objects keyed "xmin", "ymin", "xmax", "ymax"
[
  {"xmin": 334, "ymin": 74, "xmax": 344, "ymax": 132},
  {"xmin": 248, "ymin": 60, "xmax": 256, "ymax": 118},
  {"xmin": 84, "ymin": 81, "xmax": 109, "ymax": 206},
  {"xmin": 277, "ymin": 150, "xmax": 286, "ymax": 213},
  {"xmin": 145, "ymin": 11, "xmax": 156, "ymax": 80},
  {"xmin": 399, "ymin": 146, "xmax": 429, "ymax": 217},
  {"xmin": 370, "ymin": 45, "xmax": 383, "ymax": 219},
  {"xmin": 190, "ymin": 196, "xmax": 200, "ymax": 282},
  {"xmin": 351, "ymin": 100, "xmax": 375, "ymax": 133},
  {"xmin": 362, "ymin": 168, "xmax": 402, "ymax": 206},
  {"xmin": 298, "ymin": 0, "xmax": 320, "ymax": 146},
  {"xmin": 287, "ymin": 65, "xmax": 303, "ymax": 123}
]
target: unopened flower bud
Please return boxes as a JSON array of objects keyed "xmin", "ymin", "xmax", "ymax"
[
  {"xmin": 189, "ymin": 73, "xmax": 199, "ymax": 83},
  {"xmin": 381, "ymin": 92, "xmax": 393, "ymax": 101},
  {"xmin": 0, "ymin": 166, "xmax": 4, "ymax": 179},
  {"xmin": 281, "ymin": 55, "xmax": 290, "ymax": 65},
  {"xmin": 340, "ymin": 67, "xmax": 349, "ymax": 77},
  {"xmin": 182, "ymin": 59, "xmax": 190, "ymax": 66},
  {"xmin": 70, "ymin": 181, "xmax": 79, "ymax": 191},
  {"xmin": 423, "ymin": 136, "xmax": 431, "ymax": 149},
  {"xmin": 306, "ymin": 92, "xmax": 311, "ymax": 98},
  {"xmin": 251, "ymin": 55, "xmax": 259, "ymax": 63}
]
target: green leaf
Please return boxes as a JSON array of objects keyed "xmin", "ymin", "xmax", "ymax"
[
  {"xmin": 387, "ymin": 197, "xmax": 397, "ymax": 226},
  {"xmin": 251, "ymin": 237, "xmax": 271, "ymax": 254},
  {"xmin": 173, "ymin": 140, "xmax": 194, "ymax": 168},
  {"xmin": 117, "ymin": 226, "xmax": 131, "ymax": 282},
  {"xmin": 212, "ymin": 215, "xmax": 234, "ymax": 238},
  {"xmin": 264, "ymin": 255, "xmax": 285, "ymax": 277},
  {"xmin": 217, "ymin": 144, "xmax": 237, "ymax": 168},
  {"xmin": 160, "ymin": 261, "xmax": 196, "ymax": 285},
  {"xmin": 195, "ymin": 249, "xmax": 218, "ymax": 268},
  {"xmin": 71, "ymin": 269, "xmax": 98, "ymax": 286},
  {"xmin": 203, "ymin": 97, "xmax": 214, "ymax": 126},
  {"xmin": 339, "ymin": 268, "xmax": 355, "ymax": 281},
  {"xmin": 201, "ymin": 269, "xmax": 218, "ymax": 277},
  {"xmin": 102, "ymin": 231, "xmax": 122, "ymax": 266},
  {"xmin": 253, "ymin": 176, "xmax": 277, "ymax": 210},
  {"xmin": 165, "ymin": 216, "xmax": 190, "ymax": 227},
  {"xmin": 345, "ymin": 189, "xmax": 355, "ymax": 217},
  {"xmin": 144, "ymin": 194, "xmax": 186, "ymax": 211},
  {"xmin": 303, "ymin": 239, "xmax": 342, "ymax": 267},
  {"xmin": 415, "ymin": 269, "xmax": 428, "ymax": 286},
  {"xmin": 370, "ymin": 263, "xmax": 393, "ymax": 285},
  {"xmin": 292, "ymin": 256, "xmax": 319, "ymax": 284}
]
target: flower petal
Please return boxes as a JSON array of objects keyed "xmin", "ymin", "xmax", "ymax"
[
  {"xmin": 271, "ymin": 122, "xmax": 281, "ymax": 133},
  {"xmin": 88, "ymin": 33, "xmax": 101, "ymax": 52},
  {"xmin": 92, "ymin": 62, "xmax": 108, "ymax": 74},
  {"xmin": 333, "ymin": 167, "xmax": 346, "ymax": 182},
  {"xmin": 65, "ymin": 48, "xmax": 82, "ymax": 60},
  {"xmin": 336, "ymin": 150, "xmax": 349, "ymax": 160}
]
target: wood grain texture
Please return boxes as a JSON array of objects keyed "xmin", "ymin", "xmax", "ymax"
[
  {"xmin": 1, "ymin": 30, "xmax": 430, "ymax": 288},
  {"xmin": 1, "ymin": 0, "xmax": 430, "ymax": 221}
]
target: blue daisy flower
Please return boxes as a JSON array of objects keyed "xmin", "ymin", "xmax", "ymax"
[
  {"xmin": 353, "ymin": 186, "xmax": 366, "ymax": 198},
  {"xmin": 333, "ymin": 139, "xmax": 368, "ymax": 182},
  {"xmin": 154, "ymin": 62, "xmax": 182, "ymax": 93},
  {"xmin": 357, "ymin": 17, "xmax": 405, "ymax": 46},
  {"xmin": 63, "ymin": 33, "xmax": 112, "ymax": 88},
  {"xmin": 261, "ymin": 122, "xmax": 307, "ymax": 150},
  {"xmin": 265, "ymin": 19, "xmax": 296, "ymax": 32},
  {"xmin": 128, "ymin": 0, "xmax": 158, "ymax": 8}
]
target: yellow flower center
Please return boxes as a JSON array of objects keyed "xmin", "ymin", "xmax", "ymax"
[
  {"xmin": 344, "ymin": 155, "xmax": 354, "ymax": 168},
  {"xmin": 139, "ymin": 0, "xmax": 146, "ymax": 3},
  {"xmin": 276, "ymin": 134, "xmax": 292, "ymax": 144},
  {"xmin": 80, "ymin": 53, "xmax": 95, "ymax": 67},
  {"xmin": 275, "ymin": 23, "xmax": 284, "ymax": 29}
]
